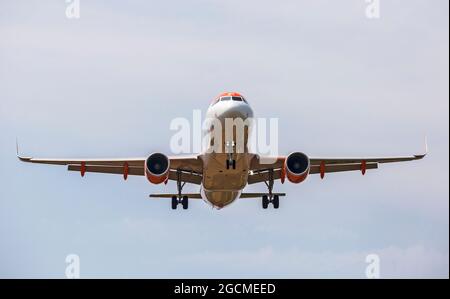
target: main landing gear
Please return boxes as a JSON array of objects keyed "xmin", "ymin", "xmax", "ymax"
[
  {"xmin": 172, "ymin": 170, "xmax": 189, "ymax": 210},
  {"xmin": 171, "ymin": 195, "xmax": 188, "ymax": 210},
  {"xmin": 262, "ymin": 169, "xmax": 280, "ymax": 209}
]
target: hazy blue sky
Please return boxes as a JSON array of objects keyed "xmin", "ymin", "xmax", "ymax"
[{"xmin": 0, "ymin": 0, "xmax": 448, "ymax": 278}]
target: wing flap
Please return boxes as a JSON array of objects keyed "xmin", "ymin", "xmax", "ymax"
[
  {"xmin": 169, "ymin": 156, "xmax": 203, "ymax": 174},
  {"xmin": 310, "ymin": 156, "xmax": 424, "ymax": 165},
  {"xmin": 248, "ymin": 169, "xmax": 283, "ymax": 184},
  {"xmin": 309, "ymin": 162, "xmax": 378, "ymax": 174},
  {"xmin": 68, "ymin": 164, "xmax": 144, "ymax": 176},
  {"xmin": 248, "ymin": 163, "xmax": 379, "ymax": 184},
  {"xmin": 19, "ymin": 156, "xmax": 145, "ymax": 167},
  {"xmin": 249, "ymin": 140, "xmax": 426, "ymax": 184},
  {"xmin": 19, "ymin": 153, "xmax": 203, "ymax": 184},
  {"xmin": 249, "ymin": 156, "xmax": 284, "ymax": 171},
  {"xmin": 168, "ymin": 170, "xmax": 202, "ymax": 185}
]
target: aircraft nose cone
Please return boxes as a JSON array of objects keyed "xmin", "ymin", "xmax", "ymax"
[{"xmin": 218, "ymin": 103, "xmax": 254, "ymax": 120}]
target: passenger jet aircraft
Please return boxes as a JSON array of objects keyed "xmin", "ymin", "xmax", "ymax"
[{"xmin": 18, "ymin": 92, "xmax": 427, "ymax": 210}]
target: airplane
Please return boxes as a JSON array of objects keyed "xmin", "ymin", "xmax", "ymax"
[{"xmin": 17, "ymin": 92, "xmax": 427, "ymax": 210}]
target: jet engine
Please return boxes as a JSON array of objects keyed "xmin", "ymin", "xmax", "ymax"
[
  {"xmin": 284, "ymin": 152, "xmax": 310, "ymax": 184},
  {"xmin": 145, "ymin": 153, "xmax": 170, "ymax": 184}
]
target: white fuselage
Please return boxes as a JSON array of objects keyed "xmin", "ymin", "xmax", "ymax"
[{"xmin": 200, "ymin": 97, "xmax": 254, "ymax": 208}]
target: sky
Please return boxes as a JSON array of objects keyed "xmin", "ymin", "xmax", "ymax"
[{"xmin": 0, "ymin": 0, "xmax": 448, "ymax": 278}]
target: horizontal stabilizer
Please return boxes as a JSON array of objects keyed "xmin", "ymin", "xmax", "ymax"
[
  {"xmin": 149, "ymin": 193, "xmax": 287, "ymax": 199},
  {"xmin": 240, "ymin": 193, "xmax": 286, "ymax": 199},
  {"xmin": 149, "ymin": 193, "xmax": 203, "ymax": 199}
]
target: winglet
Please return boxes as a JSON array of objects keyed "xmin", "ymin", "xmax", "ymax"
[
  {"xmin": 424, "ymin": 136, "xmax": 428, "ymax": 155},
  {"xmin": 16, "ymin": 138, "xmax": 32, "ymax": 162},
  {"xmin": 414, "ymin": 136, "xmax": 428, "ymax": 159}
]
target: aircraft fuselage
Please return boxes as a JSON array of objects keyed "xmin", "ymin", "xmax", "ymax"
[{"xmin": 200, "ymin": 93, "xmax": 254, "ymax": 208}]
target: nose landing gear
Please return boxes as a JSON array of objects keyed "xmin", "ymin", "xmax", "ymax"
[
  {"xmin": 225, "ymin": 141, "xmax": 236, "ymax": 170},
  {"xmin": 226, "ymin": 158, "xmax": 236, "ymax": 170}
]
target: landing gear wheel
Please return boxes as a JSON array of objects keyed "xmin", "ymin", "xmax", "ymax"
[
  {"xmin": 226, "ymin": 159, "xmax": 236, "ymax": 170},
  {"xmin": 171, "ymin": 196, "xmax": 178, "ymax": 210},
  {"xmin": 273, "ymin": 195, "xmax": 279, "ymax": 209},
  {"xmin": 182, "ymin": 196, "xmax": 189, "ymax": 210},
  {"xmin": 262, "ymin": 195, "xmax": 269, "ymax": 209}
]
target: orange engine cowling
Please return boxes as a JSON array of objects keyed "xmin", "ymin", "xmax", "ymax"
[
  {"xmin": 145, "ymin": 153, "xmax": 170, "ymax": 184},
  {"xmin": 284, "ymin": 152, "xmax": 310, "ymax": 184}
]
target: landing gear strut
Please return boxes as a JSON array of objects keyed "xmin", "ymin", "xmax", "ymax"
[
  {"xmin": 172, "ymin": 170, "xmax": 189, "ymax": 210},
  {"xmin": 262, "ymin": 169, "xmax": 280, "ymax": 209},
  {"xmin": 225, "ymin": 141, "xmax": 236, "ymax": 170}
]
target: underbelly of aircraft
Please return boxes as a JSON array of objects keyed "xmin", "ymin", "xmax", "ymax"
[
  {"xmin": 200, "ymin": 153, "xmax": 251, "ymax": 208},
  {"xmin": 201, "ymin": 189, "xmax": 241, "ymax": 209}
]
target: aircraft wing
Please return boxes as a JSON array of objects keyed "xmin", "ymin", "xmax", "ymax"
[
  {"xmin": 248, "ymin": 142, "xmax": 427, "ymax": 184},
  {"xmin": 18, "ymin": 152, "xmax": 203, "ymax": 184}
]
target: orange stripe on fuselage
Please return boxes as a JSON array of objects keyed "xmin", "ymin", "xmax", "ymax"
[{"xmin": 211, "ymin": 92, "xmax": 244, "ymax": 104}]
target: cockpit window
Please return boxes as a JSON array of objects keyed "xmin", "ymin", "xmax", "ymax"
[
  {"xmin": 212, "ymin": 95, "xmax": 248, "ymax": 106},
  {"xmin": 211, "ymin": 98, "xmax": 220, "ymax": 106}
]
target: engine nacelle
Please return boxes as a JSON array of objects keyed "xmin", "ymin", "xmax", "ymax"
[
  {"xmin": 145, "ymin": 153, "xmax": 170, "ymax": 184},
  {"xmin": 284, "ymin": 152, "xmax": 310, "ymax": 184}
]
